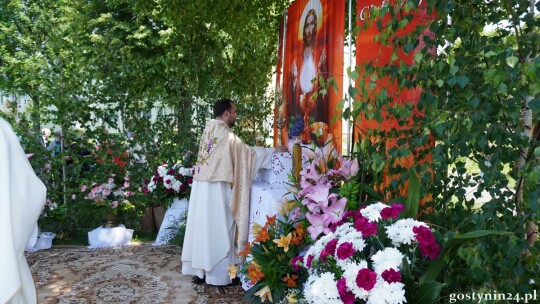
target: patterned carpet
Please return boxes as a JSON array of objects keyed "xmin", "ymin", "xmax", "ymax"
[{"xmin": 25, "ymin": 243, "xmax": 246, "ymax": 303}]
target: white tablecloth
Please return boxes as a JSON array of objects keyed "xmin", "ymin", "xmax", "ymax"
[
  {"xmin": 153, "ymin": 198, "xmax": 189, "ymax": 246},
  {"xmin": 87, "ymin": 225, "xmax": 134, "ymax": 248}
]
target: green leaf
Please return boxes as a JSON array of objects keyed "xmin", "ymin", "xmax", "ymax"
[
  {"xmin": 449, "ymin": 64, "xmax": 459, "ymax": 75},
  {"xmin": 357, "ymin": 183, "xmax": 384, "ymax": 201},
  {"xmin": 414, "ymin": 52, "xmax": 423, "ymax": 63},
  {"xmin": 420, "ymin": 230, "xmax": 511, "ymax": 284},
  {"xmin": 404, "ymin": 43, "xmax": 414, "ymax": 54},
  {"xmin": 506, "ymin": 56, "xmax": 519, "ymax": 68},
  {"xmin": 436, "ymin": 79, "xmax": 444, "ymax": 88},
  {"xmin": 400, "ymin": 167, "xmax": 420, "ymax": 219},
  {"xmin": 484, "ymin": 50, "xmax": 496, "ymax": 58},
  {"xmin": 456, "ymin": 76, "xmax": 469, "ymax": 89},
  {"xmin": 413, "ymin": 281, "xmax": 445, "ymax": 304}
]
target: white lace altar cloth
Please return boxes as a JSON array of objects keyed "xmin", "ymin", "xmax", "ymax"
[
  {"xmin": 87, "ymin": 225, "xmax": 134, "ymax": 248},
  {"xmin": 153, "ymin": 198, "xmax": 189, "ymax": 246}
]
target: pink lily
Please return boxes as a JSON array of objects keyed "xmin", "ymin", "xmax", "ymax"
[
  {"xmin": 303, "ymin": 180, "xmax": 332, "ymax": 207},
  {"xmin": 306, "ymin": 213, "xmax": 332, "ymax": 240},
  {"xmin": 322, "ymin": 194, "xmax": 348, "ymax": 223},
  {"xmin": 337, "ymin": 157, "xmax": 359, "ymax": 181}
]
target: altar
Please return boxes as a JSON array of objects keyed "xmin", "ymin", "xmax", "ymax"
[{"xmin": 248, "ymin": 152, "xmax": 296, "ymax": 242}]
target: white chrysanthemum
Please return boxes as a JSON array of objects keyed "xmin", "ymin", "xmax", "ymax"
[
  {"xmin": 147, "ymin": 180, "xmax": 156, "ymax": 191},
  {"xmin": 338, "ymin": 230, "xmax": 366, "ymax": 252},
  {"xmin": 157, "ymin": 165, "xmax": 168, "ymax": 177},
  {"xmin": 179, "ymin": 167, "xmax": 193, "ymax": 176},
  {"xmin": 386, "ymin": 219, "xmax": 428, "ymax": 246},
  {"xmin": 360, "ymin": 202, "xmax": 388, "ymax": 222},
  {"xmin": 163, "ymin": 176, "xmax": 173, "ymax": 189},
  {"xmin": 334, "ymin": 223, "xmax": 354, "ymax": 236},
  {"xmin": 304, "ymin": 272, "xmax": 342, "ymax": 304},
  {"xmin": 306, "ymin": 233, "xmax": 333, "ymax": 263},
  {"xmin": 371, "ymin": 247, "xmax": 404, "ymax": 274},
  {"xmin": 172, "ymin": 180, "xmax": 181, "ymax": 192},
  {"xmin": 367, "ymin": 281, "xmax": 406, "ymax": 304},
  {"xmin": 343, "ymin": 261, "xmax": 370, "ymax": 300}
]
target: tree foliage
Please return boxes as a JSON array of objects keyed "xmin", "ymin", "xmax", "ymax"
[
  {"xmin": 346, "ymin": 0, "xmax": 539, "ymax": 297},
  {"xmin": 0, "ymin": 0, "xmax": 288, "ymax": 241}
]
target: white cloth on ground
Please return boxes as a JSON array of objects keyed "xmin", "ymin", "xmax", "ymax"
[{"xmin": 0, "ymin": 118, "xmax": 47, "ymax": 304}]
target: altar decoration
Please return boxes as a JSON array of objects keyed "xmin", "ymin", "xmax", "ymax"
[
  {"xmin": 144, "ymin": 163, "xmax": 194, "ymax": 207},
  {"xmin": 242, "ymin": 150, "xmax": 444, "ymax": 303},
  {"xmin": 300, "ymin": 204, "xmax": 440, "ymax": 304},
  {"xmin": 240, "ymin": 211, "xmax": 310, "ymax": 303},
  {"xmin": 277, "ymin": 0, "xmax": 345, "ymax": 151},
  {"xmin": 82, "ymin": 175, "xmax": 136, "ymax": 221}
]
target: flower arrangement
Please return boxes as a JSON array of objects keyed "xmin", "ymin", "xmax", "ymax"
[
  {"xmin": 243, "ymin": 150, "xmax": 443, "ymax": 304},
  {"xmin": 300, "ymin": 203, "xmax": 440, "ymax": 304},
  {"xmin": 240, "ymin": 205, "xmax": 310, "ymax": 303},
  {"xmin": 82, "ymin": 175, "xmax": 136, "ymax": 214},
  {"xmin": 144, "ymin": 163, "xmax": 194, "ymax": 206}
]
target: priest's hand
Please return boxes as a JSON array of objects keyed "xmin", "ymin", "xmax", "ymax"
[{"xmin": 274, "ymin": 146, "xmax": 288, "ymax": 153}]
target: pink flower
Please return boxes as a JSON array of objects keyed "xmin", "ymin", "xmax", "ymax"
[
  {"xmin": 354, "ymin": 216, "xmax": 378, "ymax": 237},
  {"xmin": 320, "ymin": 238, "xmax": 339, "ymax": 261},
  {"xmin": 306, "ymin": 254, "xmax": 314, "ymax": 268},
  {"xmin": 381, "ymin": 268, "xmax": 402, "ymax": 283},
  {"xmin": 380, "ymin": 207, "xmax": 393, "ymax": 219},
  {"xmin": 413, "ymin": 225, "xmax": 435, "ymax": 243},
  {"xmin": 306, "ymin": 213, "xmax": 332, "ymax": 240},
  {"xmin": 291, "ymin": 256, "xmax": 303, "ymax": 271},
  {"xmin": 337, "ymin": 277, "xmax": 355, "ymax": 304},
  {"xmin": 336, "ymin": 242, "xmax": 355, "ymax": 260},
  {"xmin": 321, "ymin": 194, "xmax": 347, "ymax": 224},
  {"xmin": 81, "ymin": 185, "xmax": 87, "ymax": 192},
  {"xmin": 111, "ymin": 201, "xmax": 119, "ymax": 208},
  {"xmin": 413, "ymin": 225, "xmax": 441, "ymax": 259},
  {"xmin": 337, "ymin": 157, "xmax": 359, "ymax": 180},
  {"xmin": 124, "ymin": 181, "xmax": 130, "ymax": 188},
  {"xmin": 300, "ymin": 160, "xmax": 321, "ymax": 181},
  {"xmin": 380, "ymin": 203, "xmax": 406, "ymax": 219},
  {"xmin": 390, "ymin": 203, "xmax": 405, "ymax": 217},
  {"xmin": 419, "ymin": 240, "xmax": 441, "ymax": 259},
  {"xmin": 108, "ymin": 178, "xmax": 114, "ymax": 183},
  {"xmin": 303, "ymin": 181, "xmax": 332, "ymax": 206},
  {"xmin": 356, "ymin": 268, "xmax": 377, "ymax": 291},
  {"xmin": 102, "ymin": 189, "xmax": 111, "ymax": 197}
]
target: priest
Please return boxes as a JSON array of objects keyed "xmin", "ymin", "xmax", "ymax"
[
  {"xmin": 0, "ymin": 117, "xmax": 47, "ymax": 303},
  {"xmin": 181, "ymin": 99, "xmax": 287, "ymax": 286}
]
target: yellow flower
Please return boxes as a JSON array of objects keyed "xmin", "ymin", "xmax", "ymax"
[
  {"xmin": 251, "ymin": 222, "xmax": 263, "ymax": 236},
  {"xmin": 273, "ymin": 233, "xmax": 292, "ymax": 252},
  {"xmin": 226, "ymin": 264, "xmax": 238, "ymax": 280},
  {"xmin": 278, "ymin": 199, "xmax": 296, "ymax": 215},
  {"xmin": 286, "ymin": 293, "xmax": 298, "ymax": 304},
  {"xmin": 254, "ymin": 285, "xmax": 273, "ymax": 303}
]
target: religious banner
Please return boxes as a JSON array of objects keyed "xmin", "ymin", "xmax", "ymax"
[
  {"xmin": 355, "ymin": 0, "xmax": 436, "ymax": 201},
  {"xmin": 276, "ymin": 0, "xmax": 345, "ymax": 152}
]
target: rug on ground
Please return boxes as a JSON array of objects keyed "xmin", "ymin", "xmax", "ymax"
[{"xmin": 25, "ymin": 243, "xmax": 245, "ymax": 304}]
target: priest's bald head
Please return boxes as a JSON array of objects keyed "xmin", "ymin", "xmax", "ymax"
[{"xmin": 213, "ymin": 99, "xmax": 237, "ymax": 128}]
